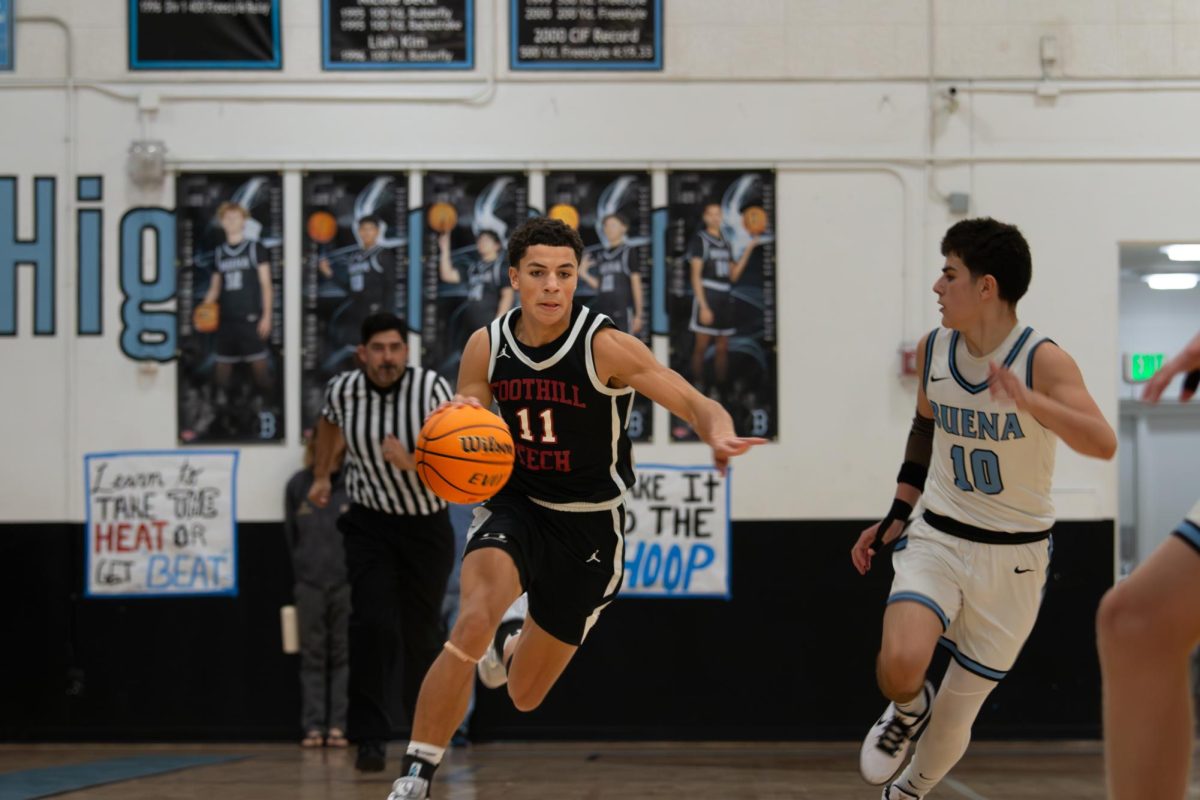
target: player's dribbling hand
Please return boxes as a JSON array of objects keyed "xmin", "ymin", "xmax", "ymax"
[
  {"xmin": 851, "ymin": 519, "xmax": 904, "ymax": 575},
  {"xmin": 987, "ymin": 361, "xmax": 1028, "ymax": 410},
  {"xmin": 308, "ymin": 476, "xmax": 332, "ymax": 508},
  {"xmin": 430, "ymin": 394, "xmax": 485, "ymax": 417},
  {"xmin": 709, "ymin": 435, "xmax": 767, "ymax": 476}
]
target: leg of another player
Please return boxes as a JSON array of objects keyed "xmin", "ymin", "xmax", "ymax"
[
  {"xmin": 408, "ymin": 548, "xmax": 522, "ymax": 748},
  {"xmin": 714, "ymin": 334, "xmax": 730, "ymax": 385},
  {"xmin": 1098, "ymin": 535, "xmax": 1200, "ymax": 800},
  {"xmin": 691, "ymin": 332, "xmax": 711, "ymax": 388},
  {"xmin": 505, "ymin": 615, "xmax": 579, "ymax": 712},
  {"xmin": 878, "ymin": 601, "xmax": 944, "ymax": 703}
]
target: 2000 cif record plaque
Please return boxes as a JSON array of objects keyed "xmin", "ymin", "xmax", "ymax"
[{"xmin": 511, "ymin": 0, "xmax": 661, "ymax": 70}]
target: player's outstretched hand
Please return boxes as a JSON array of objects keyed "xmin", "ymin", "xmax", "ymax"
[
  {"xmin": 710, "ymin": 435, "xmax": 767, "ymax": 476},
  {"xmin": 988, "ymin": 361, "xmax": 1029, "ymax": 410}
]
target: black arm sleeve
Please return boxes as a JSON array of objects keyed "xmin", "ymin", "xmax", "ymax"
[{"xmin": 897, "ymin": 413, "xmax": 935, "ymax": 490}]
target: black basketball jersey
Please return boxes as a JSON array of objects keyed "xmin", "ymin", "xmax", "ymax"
[
  {"xmin": 216, "ymin": 240, "xmax": 264, "ymax": 321},
  {"xmin": 346, "ymin": 244, "xmax": 387, "ymax": 301},
  {"xmin": 685, "ymin": 230, "xmax": 733, "ymax": 289},
  {"xmin": 590, "ymin": 243, "xmax": 634, "ymax": 316},
  {"xmin": 487, "ymin": 304, "xmax": 635, "ymax": 509}
]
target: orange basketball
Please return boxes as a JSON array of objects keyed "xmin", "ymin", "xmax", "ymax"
[
  {"xmin": 742, "ymin": 205, "xmax": 769, "ymax": 236},
  {"xmin": 193, "ymin": 301, "xmax": 219, "ymax": 333},
  {"xmin": 415, "ymin": 405, "xmax": 515, "ymax": 504},
  {"xmin": 428, "ymin": 202, "xmax": 459, "ymax": 234},
  {"xmin": 306, "ymin": 210, "xmax": 338, "ymax": 244},
  {"xmin": 548, "ymin": 204, "xmax": 580, "ymax": 230}
]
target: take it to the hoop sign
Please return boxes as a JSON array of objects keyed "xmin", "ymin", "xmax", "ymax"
[{"xmin": 511, "ymin": 0, "xmax": 662, "ymax": 71}]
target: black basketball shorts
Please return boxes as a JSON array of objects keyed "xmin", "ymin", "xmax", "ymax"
[
  {"xmin": 215, "ymin": 317, "xmax": 268, "ymax": 363},
  {"xmin": 462, "ymin": 491, "xmax": 626, "ymax": 646}
]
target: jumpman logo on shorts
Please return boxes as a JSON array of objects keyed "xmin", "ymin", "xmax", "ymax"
[{"xmin": 587, "ymin": 550, "xmax": 601, "ymax": 563}]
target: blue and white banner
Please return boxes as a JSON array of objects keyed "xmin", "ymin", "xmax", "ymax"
[
  {"xmin": 85, "ymin": 450, "xmax": 239, "ymax": 598},
  {"xmin": 621, "ymin": 464, "xmax": 730, "ymax": 599}
]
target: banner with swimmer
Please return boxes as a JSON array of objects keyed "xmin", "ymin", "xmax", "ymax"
[{"xmin": 621, "ymin": 464, "xmax": 730, "ymax": 599}]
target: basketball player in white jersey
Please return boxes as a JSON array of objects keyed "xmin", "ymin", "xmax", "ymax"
[
  {"xmin": 852, "ymin": 218, "xmax": 1116, "ymax": 799},
  {"xmin": 1099, "ymin": 330, "xmax": 1200, "ymax": 800},
  {"xmin": 386, "ymin": 217, "xmax": 764, "ymax": 799}
]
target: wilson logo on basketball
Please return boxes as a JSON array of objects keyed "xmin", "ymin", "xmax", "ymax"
[{"xmin": 458, "ymin": 435, "xmax": 515, "ymax": 456}]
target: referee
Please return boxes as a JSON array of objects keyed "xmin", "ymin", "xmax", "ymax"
[{"xmin": 309, "ymin": 313, "xmax": 454, "ymax": 773}]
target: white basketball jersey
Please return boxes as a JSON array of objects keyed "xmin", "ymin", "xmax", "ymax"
[{"xmin": 921, "ymin": 323, "xmax": 1057, "ymax": 533}]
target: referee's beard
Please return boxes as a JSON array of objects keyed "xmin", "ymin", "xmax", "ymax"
[{"xmin": 365, "ymin": 360, "xmax": 403, "ymax": 388}]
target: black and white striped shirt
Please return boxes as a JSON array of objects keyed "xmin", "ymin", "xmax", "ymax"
[{"xmin": 322, "ymin": 366, "xmax": 453, "ymax": 515}]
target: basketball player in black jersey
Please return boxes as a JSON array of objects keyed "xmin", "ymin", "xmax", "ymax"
[
  {"xmin": 386, "ymin": 218, "xmax": 764, "ymax": 800},
  {"xmin": 320, "ymin": 215, "xmax": 395, "ymax": 362},
  {"xmin": 437, "ymin": 229, "xmax": 515, "ymax": 352},
  {"xmin": 199, "ymin": 202, "xmax": 273, "ymax": 420},
  {"xmin": 579, "ymin": 213, "xmax": 644, "ymax": 335},
  {"xmin": 688, "ymin": 202, "xmax": 759, "ymax": 394}
]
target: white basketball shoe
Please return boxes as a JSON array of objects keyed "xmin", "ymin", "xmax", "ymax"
[
  {"xmin": 882, "ymin": 779, "xmax": 923, "ymax": 799},
  {"xmin": 477, "ymin": 594, "xmax": 527, "ymax": 689},
  {"xmin": 387, "ymin": 775, "xmax": 430, "ymax": 800},
  {"xmin": 860, "ymin": 680, "xmax": 934, "ymax": 785}
]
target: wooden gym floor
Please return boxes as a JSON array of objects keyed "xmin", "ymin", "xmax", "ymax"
[{"xmin": 1, "ymin": 741, "xmax": 1197, "ymax": 799}]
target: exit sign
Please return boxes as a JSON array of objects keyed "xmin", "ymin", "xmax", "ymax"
[{"xmin": 1123, "ymin": 352, "xmax": 1164, "ymax": 383}]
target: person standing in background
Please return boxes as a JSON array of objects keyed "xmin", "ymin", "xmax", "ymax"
[
  {"xmin": 285, "ymin": 437, "xmax": 352, "ymax": 749},
  {"xmin": 309, "ymin": 313, "xmax": 455, "ymax": 773}
]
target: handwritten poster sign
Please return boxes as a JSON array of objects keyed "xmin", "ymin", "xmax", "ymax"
[
  {"xmin": 85, "ymin": 450, "xmax": 239, "ymax": 598},
  {"xmin": 621, "ymin": 464, "xmax": 730, "ymax": 599}
]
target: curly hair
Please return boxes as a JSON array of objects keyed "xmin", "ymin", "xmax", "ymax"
[
  {"xmin": 941, "ymin": 217, "xmax": 1032, "ymax": 305},
  {"xmin": 507, "ymin": 217, "xmax": 583, "ymax": 268}
]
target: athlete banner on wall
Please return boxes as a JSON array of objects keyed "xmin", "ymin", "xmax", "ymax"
[
  {"xmin": 129, "ymin": 0, "xmax": 281, "ymax": 70},
  {"xmin": 621, "ymin": 464, "xmax": 729, "ymax": 599},
  {"xmin": 545, "ymin": 170, "xmax": 653, "ymax": 441},
  {"xmin": 85, "ymin": 450, "xmax": 238, "ymax": 598},
  {"xmin": 301, "ymin": 172, "xmax": 409, "ymax": 439},
  {"xmin": 511, "ymin": 0, "xmax": 662, "ymax": 70},
  {"xmin": 177, "ymin": 172, "xmax": 285, "ymax": 444},
  {"xmin": 421, "ymin": 171, "xmax": 528, "ymax": 385},
  {"xmin": 666, "ymin": 170, "xmax": 777, "ymax": 441},
  {"xmin": 323, "ymin": 0, "xmax": 473, "ymax": 70}
]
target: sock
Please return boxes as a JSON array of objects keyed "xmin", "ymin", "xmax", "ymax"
[
  {"xmin": 401, "ymin": 741, "xmax": 445, "ymax": 784},
  {"xmin": 898, "ymin": 662, "xmax": 995, "ymax": 795},
  {"xmin": 896, "ymin": 684, "xmax": 930, "ymax": 719}
]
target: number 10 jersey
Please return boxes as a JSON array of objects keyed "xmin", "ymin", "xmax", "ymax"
[{"xmin": 921, "ymin": 323, "xmax": 1057, "ymax": 533}]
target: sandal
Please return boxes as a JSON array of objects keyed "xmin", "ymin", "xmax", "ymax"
[
  {"xmin": 300, "ymin": 730, "xmax": 324, "ymax": 748},
  {"xmin": 325, "ymin": 728, "xmax": 349, "ymax": 748}
]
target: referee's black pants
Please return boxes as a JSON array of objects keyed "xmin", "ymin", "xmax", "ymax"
[{"xmin": 339, "ymin": 503, "xmax": 454, "ymax": 743}]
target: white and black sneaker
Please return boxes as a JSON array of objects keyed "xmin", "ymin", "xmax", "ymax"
[
  {"xmin": 387, "ymin": 775, "xmax": 430, "ymax": 800},
  {"xmin": 477, "ymin": 595, "xmax": 527, "ymax": 690},
  {"xmin": 860, "ymin": 680, "xmax": 934, "ymax": 785},
  {"xmin": 882, "ymin": 779, "xmax": 922, "ymax": 799}
]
